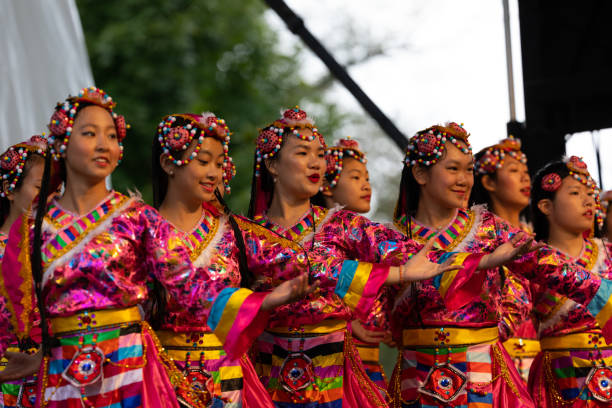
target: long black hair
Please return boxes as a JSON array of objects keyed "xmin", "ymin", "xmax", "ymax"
[
  {"xmin": 469, "ymin": 149, "xmax": 495, "ymax": 209},
  {"xmin": 531, "ymin": 159, "xmax": 602, "ymax": 241}
]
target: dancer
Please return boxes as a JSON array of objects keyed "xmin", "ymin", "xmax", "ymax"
[
  {"xmin": 527, "ymin": 156, "xmax": 612, "ymax": 406},
  {"xmin": 210, "ymin": 108, "xmax": 533, "ymax": 408},
  {"xmin": 0, "ymin": 135, "xmax": 47, "ymax": 407},
  {"xmin": 319, "ymin": 137, "xmax": 390, "ymax": 390},
  {"xmin": 383, "ymin": 122, "xmax": 612, "ymax": 407},
  {"xmin": 151, "ymin": 112, "xmax": 315, "ymax": 407},
  {"xmin": 471, "ymin": 137, "xmax": 540, "ymax": 382},
  {"xmin": 0, "ymin": 87, "xmax": 309, "ymax": 408}
]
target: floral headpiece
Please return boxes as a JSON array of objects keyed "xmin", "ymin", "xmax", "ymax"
[
  {"xmin": 48, "ymin": 86, "xmax": 129, "ymax": 162},
  {"xmin": 0, "ymin": 135, "xmax": 48, "ymax": 197},
  {"xmin": 404, "ymin": 122, "xmax": 472, "ymax": 167},
  {"xmin": 475, "ymin": 136, "xmax": 527, "ymax": 175},
  {"xmin": 325, "ymin": 137, "xmax": 367, "ymax": 190},
  {"xmin": 541, "ymin": 156, "xmax": 604, "ymax": 228},
  {"xmin": 157, "ymin": 112, "xmax": 234, "ymax": 193},
  {"xmin": 255, "ymin": 106, "xmax": 327, "ymax": 176}
]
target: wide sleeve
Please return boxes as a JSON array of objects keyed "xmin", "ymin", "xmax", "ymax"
[
  {"xmin": 207, "ymin": 287, "xmax": 269, "ymax": 359},
  {"xmin": 498, "ymin": 267, "xmax": 532, "ymax": 342},
  {"xmin": 335, "ymin": 211, "xmax": 485, "ymax": 312},
  {"xmin": 509, "ymin": 245, "xmax": 612, "ymax": 342}
]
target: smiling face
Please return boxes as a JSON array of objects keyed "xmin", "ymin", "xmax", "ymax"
[
  {"xmin": 165, "ymin": 137, "xmax": 225, "ymax": 205},
  {"xmin": 59, "ymin": 105, "xmax": 121, "ymax": 186},
  {"xmin": 414, "ymin": 140, "xmax": 474, "ymax": 210},
  {"xmin": 539, "ymin": 176, "xmax": 596, "ymax": 236},
  {"xmin": 324, "ymin": 157, "xmax": 371, "ymax": 213},
  {"xmin": 266, "ymin": 129, "xmax": 326, "ymax": 203}
]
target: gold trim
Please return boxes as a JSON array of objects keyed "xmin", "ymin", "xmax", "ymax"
[{"xmin": 187, "ymin": 215, "xmax": 220, "ymax": 262}]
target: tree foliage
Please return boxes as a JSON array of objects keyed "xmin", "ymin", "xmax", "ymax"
[{"xmin": 77, "ymin": 0, "xmax": 345, "ymax": 212}]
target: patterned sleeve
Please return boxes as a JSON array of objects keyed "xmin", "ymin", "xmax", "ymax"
[
  {"xmin": 333, "ymin": 211, "xmax": 484, "ymax": 317},
  {"xmin": 498, "ymin": 267, "xmax": 532, "ymax": 342}
]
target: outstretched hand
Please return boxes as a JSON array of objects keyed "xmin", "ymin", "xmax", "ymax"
[
  {"xmin": 478, "ymin": 231, "xmax": 543, "ymax": 270},
  {"xmin": 350, "ymin": 320, "xmax": 389, "ymax": 344},
  {"xmin": 0, "ymin": 348, "xmax": 42, "ymax": 383},
  {"xmin": 389, "ymin": 238, "xmax": 463, "ymax": 284},
  {"xmin": 261, "ymin": 274, "xmax": 319, "ymax": 312}
]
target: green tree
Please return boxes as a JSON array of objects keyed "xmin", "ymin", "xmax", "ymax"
[{"xmin": 77, "ymin": 0, "xmax": 345, "ymax": 212}]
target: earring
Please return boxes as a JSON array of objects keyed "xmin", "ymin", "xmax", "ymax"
[
  {"xmin": 169, "ymin": 171, "xmax": 175, "ymax": 177},
  {"xmin": 273, "ymin": 176, "xmax": 278, "ymax": 183}
]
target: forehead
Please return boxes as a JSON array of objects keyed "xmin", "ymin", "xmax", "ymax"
[
  {"xmin": 561, "ymin": 175, "xmax": 590, "ymax": 190},
  {"xmin": 439, "ymin": 140, "xmax": 473, "ymax": 164},
  {"xmin": 283, "ymin": 130, "xmax": 325, "ymax": 149},
  {"xmin": 198, "ymin": 137, "xmax": 225, "ymax": 156},
  {"xmin": 74, "ymin": 105, "xmax": 114, "ymax": 125},
  {"xmin": 341, "ymin": 157, "xmax": 368, "ymax": 173}
]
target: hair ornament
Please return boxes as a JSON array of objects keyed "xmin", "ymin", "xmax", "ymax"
[
  {"xmin": 157, "ymin": 112, "xmax": 234, "ymax": 193},
  {"xmin": 474, "ymin": 135, "xmax": 527, "ymax": 175},
  {"xmin": 404, "ymin": 122, "xmax": 472, "ymax": 167},
  {"xmin": 47, "ymin": 86, "xmax": 129, "ymax": 163},
  {"xmin": 324, "ymin": 136, "xmax": 367, "ymax": 190},
  {"xmin": 563, "ymin": 156, "xmax": 604, "ymax": 228},
  {"xmin": 541, "ymin": 173, "xmax": 562, "ymax": 192},
  {"xmin": 0, "ymin": 135, "xmax": 49, "ymax": 197},
  {"xmin": 255, "ymin": 106, "xmax": 326, "ymax": 176}
]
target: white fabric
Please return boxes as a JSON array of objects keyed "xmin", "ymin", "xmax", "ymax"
[{"xmin": 0, "ymin": 0, "xmax": 93, "ymax": 150}]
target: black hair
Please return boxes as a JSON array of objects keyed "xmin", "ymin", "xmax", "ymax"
[
  {"xmin": 394, "ymin": 165, "xmax": 422, "ymax": 234},
  {"xmin": 469, "ymin": 149, "xmax": 495, "ymax": 209},
  {"xmin": 152, "ymin": 116, "xmax": 192, "ymax": 209},
  {"xmin": 31, "ymin": 148, "xmax": 52, "ymax": 355},
  {"xmin": 531, "ymin": 159, "xmax": 602, "ymax": 241},
  {"xmin": 0, "ymin": 154, "xmax": 45, "ymax": 226}
]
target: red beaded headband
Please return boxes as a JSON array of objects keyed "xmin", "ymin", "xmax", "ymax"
[
  {"xmin": 255, "ymin": 107, "xmax": 327, "ymax": 176},
  {"xmin": 0, "ymin": 135, "xmax": 48, "ymax": 197},
  {"xmin": 48, "ymin": 86, "xmax": 129, "ymax": 162},
  {"xmin": 325, "ymin": 137, "xmax": 367, "ymax": 190},
  {"xmin": 475, "ymin": 136, "xmax": 527, "ymax": 175},
  {"xmin": 404, "ymin": 122, "xmax": 472, "ymax": 167},
  {"xmin": 157, "ymin": 113, "xmax": 234, "ymax": 193}
]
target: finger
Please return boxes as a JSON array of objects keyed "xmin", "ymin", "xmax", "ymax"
[
  {"xmin": 305, "ymin": 281, "xmax": 319, "ymax": 295},
  {"xmin": 439, "ymin": 265, "xmax": 463, "ymax": 275}
]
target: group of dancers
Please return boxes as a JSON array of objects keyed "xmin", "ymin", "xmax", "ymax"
[{"xmin": 0, "ymin": 86, "xmax": 610, "ymax": 407}]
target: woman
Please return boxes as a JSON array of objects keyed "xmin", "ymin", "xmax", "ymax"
[
  {"xmin": 0, "ymin": 88, "xmax": 309, "ymax": 408},
  {"xmin": 151, "ymin": 112, "xmax": 314, "ymax": 407},
  {"xmin": 318, "ymin": 137, "xmax": 390, "ymax": 390},
  {"xmin": 470, "ymin": 136, "xmax": 540, "ymax": 383},
  {"xmin": 208, "ymin": 107, "xmax": 533, "ymax": 408},
  {"xmin": 0, "ymin": 135, "xmax": 46, "ymax": 407},
  {"xmin": 386, "ymin": 122, "xmax": 612, "ymax": 407},
  {"xmin": 527, "ymin": 156, "xmax": 612, "ymax": 406}
]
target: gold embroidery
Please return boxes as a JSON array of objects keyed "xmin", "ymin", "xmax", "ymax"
[{"xmin": 188, "ymin": 215, "xmax": 220, "ymax": 262}]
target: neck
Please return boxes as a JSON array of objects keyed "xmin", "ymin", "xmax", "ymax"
[
  {"xmin": 0, "ymin": 206, "xmax": 22, "ymax": 234},
  {"xmin": 490, "ymin": 199, "xmax": 523, "ymax": 228},
  {"xmin": 159, "ymin": 189, "xmax": 203, "ymax": 232},
  {"xmin": 58, "ymin": 177, "xmax": 111, "ymax": 216},
  {"xmin": 267, "ymin": 191, "xmax": 311, "ymax": 229},
  {"xmin": 414, "ymin": 196, "xmax": 457, "ymax": 230},
  {"xmin": 547, "ymin": 225, "xmax": 585, "ymax": 259}
]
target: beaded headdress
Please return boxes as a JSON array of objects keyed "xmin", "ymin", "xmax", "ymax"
[
  {"xmin": 474, "ymin": 136, "xmax": 527, "ymax": 175},
  {"xmin": 254, "ymin": 106, "xmax": 327, "ymax": 176},
  {"xmin": 157, "ymin": 112, "xmax": 234, "ymax": 193},
  {"xmin": 324, "ymin": 137, "xmax": 367, "ymax": 190},
  {"xmin": 541, "ymin": 156, "xmax": 604, "ymax": 228},
  {"xmin": 404, "ymin": 122, "xmax": 472, "ymax": 167},
  {"xmin": 0, "ymin": 135, "xmax": 48, "ymax": 197},
  {"xmin": 48, "ymin": 86, "xmax": 129, "ymax": 162}
]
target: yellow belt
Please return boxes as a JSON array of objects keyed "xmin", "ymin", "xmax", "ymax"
[
  {"xmin": 50, "ymin": 306, "xmax": 142, "ymax": 335},
  {"xmin": 540, "ymin": 332, "xmax": 611, "ymax": 351},
  {"xmin": 156, "ymin": 330, "xmax": 225, "ymax": 363},
  {"xmin": 267, "ymin": 319, "xmax": 346, "ymax": 335},
  {"xmin": 156, "ymin": 330, "xmax": 223, "ymax": 348},
  {"xmin": 402, "ymin": 326, "xmax": 499, "ymax": 347},
  {"xmin": 503, "ymin": 337, "xmax": 541, "ymax": 357}
]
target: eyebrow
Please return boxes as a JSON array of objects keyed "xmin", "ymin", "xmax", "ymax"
[{"xmin": 78, "ymin": 123, "xmax": 117, "ymax": 131}]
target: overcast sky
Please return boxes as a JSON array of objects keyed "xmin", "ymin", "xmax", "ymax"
[{"xmin": 266, "ymin": 0, "xmax": 610, "ymax": 195}]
